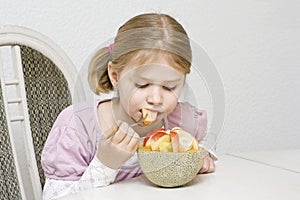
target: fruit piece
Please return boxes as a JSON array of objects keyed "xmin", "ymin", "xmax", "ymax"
[
  {"xmin": 172, "ymin": 128, "xmax": 199, "ymax": 150},
  {"xmin": 172, "ymin": 128, "xmax": 194, "ymax": 151},
  {"xmin": 159, "ymin": 141, "xmax": 172, "ymax": 152},
  {"xmin": 170, "ymin": 131, "xmax": 180, "ymax": 152},
  {"xmin": 151, "ymin": 134, "xmax": 170, "ymax": 151},
  {"xmin": 143, "ymin": 128, "xmax": 165, "ymax": 147},
  {"xmin": 142, "ymin": 108, "xmax": 158, "ymax": 125},
  {"xmin": 191, "ymin": 138, "xmax": 199, "ymax": 150},
  {"xmin": 140, "ymin": 127, "xmax": 199, "ymax": 152}
]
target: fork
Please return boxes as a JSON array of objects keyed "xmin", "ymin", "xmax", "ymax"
[{"xmin": 130, "ymin": 121, "xmax": 145, "ymax": 127}]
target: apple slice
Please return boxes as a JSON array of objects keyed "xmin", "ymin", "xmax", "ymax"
[
  {"xmin": 191, "ymin": 137, "xmax": 199, "ymax": 151},
  {"xmin": 172, "ymin": 128, "xmax": 194, "ymax": 151},
  {"xmin": 170, "ymin": 131, "xmax": 180, "ymax": 152},
  {"xmin": 142, "ymin": 108, "xmax": 158, "ymax": 125},
  {"xmin": 143, "ymin": 128, "xmax": 165, "ymax": 147},
  {"xmin": 150, "ymin": 133, "xmax": 171, "ymax": 151},
  {"xmin": 173, "ymin": 128, "xmax": 199, "ymax": 150},
  {"xmin": 159, "ymin": 141, "xmax": 172, "ymax": 152},
  {"xmin": 141, "ymin": 127, "xmax": 199, "ymax": 152}
]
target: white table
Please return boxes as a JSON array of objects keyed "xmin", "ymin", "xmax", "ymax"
[
  {"xmin": 59, "ymin": 151, "xmax": 300, "ymax": 200},
  {"xmin": 229, "ymin": 149, "xmax": 300, "ymax": 173}
]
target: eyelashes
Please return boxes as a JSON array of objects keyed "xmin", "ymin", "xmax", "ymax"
[
  {"xmin": 134, "ymin": 83, "xmax": 149, "ymax": 89},
  {"xmin": 134, "ymin": 83, "xmax": 176, "ymax": 91},
  {"xmin": 162, "ymin": 86, "xmax": 176, "ymax": 91}
]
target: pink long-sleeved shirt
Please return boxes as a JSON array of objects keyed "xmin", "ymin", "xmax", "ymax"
[{"xmin": 41, "ymin": 100, "xmax": 207, "ymax": 199}]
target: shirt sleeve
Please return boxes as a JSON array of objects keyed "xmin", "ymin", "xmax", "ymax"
[
  {"xmin": 41, "ymin": 104, "xmax": 101, "ymax": 180},
  {"xmin": 41, "ymin": 103, "xmax": 120, "ymax": 199},
  {"xmin": 43, "ymin": 156, "xmax": 119, "ymax": 200},
  {"xmin": 41, "ymin": 126, "xmax": 91, "ymax": 180}
]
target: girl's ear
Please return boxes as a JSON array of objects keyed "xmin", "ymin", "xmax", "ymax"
[{"xmin": 107, "ymin": 61, "xmax": 119, "ymax": 88}]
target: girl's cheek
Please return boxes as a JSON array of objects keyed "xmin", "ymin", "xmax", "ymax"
[
  {"xmin": 128, "ymin": 91, "xmax": 144, "ymax": 107},
  {"xmin": 163, "ymin": 94, "xmax": 178, "ymax": 111}
]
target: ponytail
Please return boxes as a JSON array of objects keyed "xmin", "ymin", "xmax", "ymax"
[{"xmin": 88, "ymin": 47, "xmax": 113, "ymax": 94}]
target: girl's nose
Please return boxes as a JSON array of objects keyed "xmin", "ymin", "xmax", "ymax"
[{"xmin": 146, "ymin": 86, "xmax": 163, "ymax": 105}]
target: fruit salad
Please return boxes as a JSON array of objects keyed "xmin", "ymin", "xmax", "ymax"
[{"xmin": 140, "ymin": 127, "xmax": 200, "ymax": 152}]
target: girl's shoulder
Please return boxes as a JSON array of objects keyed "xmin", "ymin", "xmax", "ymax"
[{"xmin": 53, "ymin": 100, "xmax": 98, "ymax": 127}]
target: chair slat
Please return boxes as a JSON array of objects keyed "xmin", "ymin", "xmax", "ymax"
[
  {"xmin": 10, "ymin": 115, "xmax": 25, "ymax": 122},
  {"xmin": 5, "ymin": 79, "xmax": 19, "ymax": 85},
  {"xmin": 7, "ymin": 97, "xmax": 22, "ymax": 104},
  {"xmin": 11, "ymin": 45, "xmax": 41, "ymax": 199}
]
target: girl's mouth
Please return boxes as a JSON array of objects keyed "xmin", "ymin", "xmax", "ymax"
[{"xmin": 141, "ymin": 108, "xmax": 158, "ymax": 125}]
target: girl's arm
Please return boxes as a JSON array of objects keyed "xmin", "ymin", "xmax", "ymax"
[{"xmin": 43, "ymin": 156, "xmax": 118, "ymax": 200}]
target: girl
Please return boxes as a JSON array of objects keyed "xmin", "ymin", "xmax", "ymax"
[{"xmin": 41, "ymin": 13, "xmax": 215, "ymax": 200}]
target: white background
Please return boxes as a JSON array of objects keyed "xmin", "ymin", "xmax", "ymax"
[{"xmin": 1, "ymin": 0, "xmax": 299, "ymax": 153}]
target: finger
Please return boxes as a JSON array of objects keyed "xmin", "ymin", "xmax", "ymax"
[
  {"xmin": 199, "ymin": 155, "xmax": 215, "ymax": 173},
  {"xmin": 118, "ymin": 125, "xmax": 137, "ymax": 144},
  {"xmin": 111, "ymin": 122, "xmax": 128, "ymax": 143},
  {"xmin": 102, "ymin": 122, "xmax": 119, "ymax": 140},
  {"xmin": 127, "ymin": 132, "xmax": 140, "ymax": 151},
  {"xmin": 207, "ymin": 156, "xmax": 215, "ymax": 173},
  {"xmin": 118, "ymin": 127, "xmax": 139, "ymax": 152},
  {"xmin": 132, "ymin": 111, "xmax": 142, "ymax": 122},
  {"xmin": 126, "ymin": 127, "xmax": 136, "ymax": 143},
  {"xmin": 120, "ymin": 133, "xmax": 133, "ymax": 146},
  {"xmin": 199, "ymin": 156, "xmax": 210, "ymax": 173}
]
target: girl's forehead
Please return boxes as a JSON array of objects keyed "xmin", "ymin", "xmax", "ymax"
[
  {"xmin": 119, "ymin": 52, "xmax": 186, "ymax": 82},
  {"xmin": 138, "ymin": 63, "xmax": 182, "ymax": 76},
  {"xmin": 122, "ymin": 63, "xmax": 185, "ymax": 82},
  {"xmin": 123, "ymin": 50, "xmax": 186, "ymax": 74}
]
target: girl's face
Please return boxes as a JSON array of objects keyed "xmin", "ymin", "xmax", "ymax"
[{"xmin": 113, "ymin": 56, "xmax": 185, "ymax": 125}]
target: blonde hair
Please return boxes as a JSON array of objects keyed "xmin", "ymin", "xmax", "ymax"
[{"xmin": 88, "ymin": 13, "xmax": 192, "ymax": 95}]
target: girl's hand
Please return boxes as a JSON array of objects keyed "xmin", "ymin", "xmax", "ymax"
[
  {"xmin": 97, "ymin": 121, "xmax": 140, "ymax": 169},
  {"xmin": 199, "ymin": 153, "xmax": 215, "ymax": 173}
]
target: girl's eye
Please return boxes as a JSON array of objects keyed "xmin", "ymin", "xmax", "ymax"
[
  {"xmin": 135, "ymin": 83, "xmax": 176, "ymax": 91},
  {"xmin": 135, "ymin": 83, "xmax": 149, "ymax": 88},
  {"xmin": 162, "ymin": 86, "xmax": 176, "ymax": 91}
]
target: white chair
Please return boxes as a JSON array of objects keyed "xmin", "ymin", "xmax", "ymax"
[{"xmin": 0, "ymin": 25, "xmax": 85, "ymax": 200}]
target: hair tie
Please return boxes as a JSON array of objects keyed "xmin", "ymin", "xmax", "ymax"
[{"xmin": 108, "ymin": 43, "xmax": 114, "ymax": 53}]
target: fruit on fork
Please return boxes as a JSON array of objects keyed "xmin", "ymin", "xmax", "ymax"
[{"xmin": 141, "ymin": 108, "xmax": 158, "ymax": 125}]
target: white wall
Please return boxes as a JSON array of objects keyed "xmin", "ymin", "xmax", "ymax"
[{"xmin": 1, "ymin": 0, "xmax": 300, "ymax": 154}]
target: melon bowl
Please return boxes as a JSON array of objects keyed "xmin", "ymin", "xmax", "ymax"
[{"xmin": 137, "ymin": 149, "xmax": 204, "ymax": 187}]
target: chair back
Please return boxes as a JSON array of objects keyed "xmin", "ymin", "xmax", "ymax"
[{"xmin": 0, "ymin": 25, "xmax": 85, "ymax": 199}]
